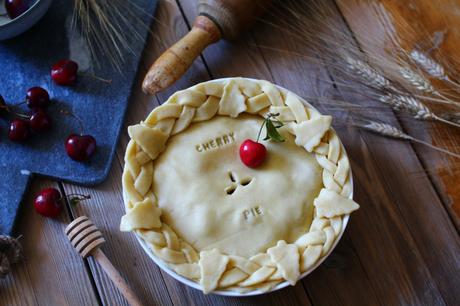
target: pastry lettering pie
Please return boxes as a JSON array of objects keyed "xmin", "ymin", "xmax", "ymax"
[{"xmin": 120, "ymin": 78, "xmax": 360, "ymax": 294}]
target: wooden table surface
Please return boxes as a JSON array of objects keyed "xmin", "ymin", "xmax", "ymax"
[{"xmin": 2, "ymin": 1, "xmax": 459, "ymax": 305}]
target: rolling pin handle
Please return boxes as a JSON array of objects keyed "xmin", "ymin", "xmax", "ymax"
[{"xmin": 142, "ymin": 15, "xmax": 222, "ymax": 95}]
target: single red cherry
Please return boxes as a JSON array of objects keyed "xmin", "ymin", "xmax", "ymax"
[
  {"xmin": 4, "ymin": 0, "xmax": 31, "ymax": 19},
  {"xmin": 30, "ymin": 109, "xmax": 52, "ymax": 132},
  {"xmin": 33, "ymin": 188, "xmax": 62, "ymax": 218},
  {"xmin": 26, "ymin": 87, "xmax": 50, "ymax": 109},
  {"xmin": 65, "ymin": 134, "xmax": 96, "ymax": 161},
  {"xmin": 239, "ymin": 139, "xmax": 267, "ymax": 168},
  {"xmin": 8, "ymin": 118, "xmax": 29, "ymax": 142},
  {"xmin": 51, "ymin": 60, "xmax": 79, "ymax": 86}
]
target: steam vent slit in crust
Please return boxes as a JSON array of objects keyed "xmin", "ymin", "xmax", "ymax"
[{"xmin": 120, "ymin": 78, "xmax": 360, "ymax": 294}]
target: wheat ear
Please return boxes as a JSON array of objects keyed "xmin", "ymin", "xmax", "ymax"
[
  {"xmin": 345, "ymin": 57, "xmax": 394, "ymax": 90},
  {"xmin": 399, "ymin": 64, "xmax": 460, "ymax": 108},
  {"xmin": 357, "ymin": 121, "xmax": 460, "ymax": 159},
  {"xmin": 399, "ymin": 67, "xmax": 435, "ymax": 93},
  {"xmin": 410, "ymin": 50, "xmax": 460, "ymax": 85},
  {"xmin": 410, "ymin": 50, "xmax": 447, "ymax": 79},
  {"xmin": 410, "ymin": 49, "xmax": 460, "ymax": 94},
  {"xmin": 379, "ymin": 94, "xmax": 460, "ymax": 128}
]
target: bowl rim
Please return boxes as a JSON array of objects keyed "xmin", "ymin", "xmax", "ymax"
[{"xmin": 126, "ymin": 77, "xmax": 354, "ymax": 296}]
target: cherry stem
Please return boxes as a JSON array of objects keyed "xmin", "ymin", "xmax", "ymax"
[
  {"xmin": 79, "ymin": 72, "xmax": 112, "ymax": 84},
  {"xmin": 65, "ymin": 193, "xmax": 91, "ymax": 205},
  {"xmin": 256, "ymin": 113, "xmax": 279, "ymax": 143},
  {"xmin": 60, "ymin": 109, "xmax": 85, "ymax": 135},
  {"xmin": 256, "ymin": 118, "xmax": 267, "ymax": 143},
  {"xmin": 66, "ymin": 193, "xmax": 91, "ymax": 199},
  {"xmin": 1, "ymin": 103, "xmax": 30, "ymax": 119}
]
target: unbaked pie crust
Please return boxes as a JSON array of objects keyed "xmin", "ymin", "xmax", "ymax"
[{"xmin": 120, "ymin": 78, "xmax": 360, "ymax": 294}]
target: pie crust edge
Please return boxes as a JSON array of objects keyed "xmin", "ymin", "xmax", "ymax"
[{"xmin": 120, "ymin": 78, "xmax": 360, "ymax": 294}]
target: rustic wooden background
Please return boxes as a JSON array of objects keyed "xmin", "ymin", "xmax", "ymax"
[{"xmin": 2, "ymin": 0, "xmax": 459, "ymax": 305}]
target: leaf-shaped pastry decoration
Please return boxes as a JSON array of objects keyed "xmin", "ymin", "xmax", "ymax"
[
  {"xmin": 314, "ymin": 188, "xmax": 360, "ymax": 218},
  {"xmin": 293, "ymin": 115, "xmax": 332, "ymax": 152},
  {"xmin": 267, "ymin": 241, "xmax": 300, "ymax": 285},
  {"xmin": 218, "ymin": 80, "xmax": 246, "ymax": 117},
  {"xmin": 120, "ymin": 198, "xmax": 162, "ymax": 231},
  {"xmin": 128, "ymin": 125, "xmax": 168, "ymax": 160},
  {"xmin": 199, "ymin": 249, "xmax": 229, "ymax": 294}
]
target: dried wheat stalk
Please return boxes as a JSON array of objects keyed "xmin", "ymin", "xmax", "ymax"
[
  {"xmin": 439, "ymin": 112, "xmax": 460, "ymax": 124},
  {"xmin": 345, "ymin": 58, "xmax": 460, "ymax": 127},
  {"xmin": 72, "ymin": 0, "xmax": 150, "ymax": 71},
  {"xmin": 379, "ymin": 94, "xmax": 433, "ymax": 119},
  {"xmin": 410, "ymin": 50, "xmax": 447, "ymax": 79},
  {"xmin": 399, "ymin": 67, "xmax": 435, "ymax": 93},
  {"xmin": 410, "ymin": 49, "xmax": 460, "ymax": 93},
  {"xmin": 345, "ymin": 57, "xmax": 394, "ymax": 90},
  {"xmin": 357, "ymin": 121, "xmax": 460, "ymax": 159}
]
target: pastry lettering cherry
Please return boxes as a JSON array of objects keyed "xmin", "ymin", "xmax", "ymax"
[
  {"xmin": 34, "ymin": 187, "xmax": 62, "ymax": 218},
  {"xmin": 30, "ymin": 109, "xmax": 52, "ymax": 132},
  {"xmin": 26, "ymin": 86, "xmax": 50, "ymax": 109},
  {"xmin": 5, "ymin": 0, "xmax": 31, "ymax": 19},
  {"xmin": 239, "ymin": 139, "xmax": 267, "ymax": 168},
  {"xmin": 65, "ymin": 134, "xmax": 96, "ymax": 161},
  {"xmin": 8, "ymin": 118, "xmax": 29, "ymax": 142},
  {"xmin": 51, "ymin": 59, "xmax": 78, "ymax": 86}
]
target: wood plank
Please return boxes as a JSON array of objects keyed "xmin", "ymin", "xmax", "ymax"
[{"xmin": 1, "ymin": 179, "xmax": 99, "ymax": 306}]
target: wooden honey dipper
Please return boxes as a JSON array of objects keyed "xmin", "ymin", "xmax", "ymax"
[
  {"xmin": 65, "ymin": 216, "xmax": 143, "ymax": 306},
  {"xmin": 142, "ymin": 0, "xmax": 272, "ymax": 95}
]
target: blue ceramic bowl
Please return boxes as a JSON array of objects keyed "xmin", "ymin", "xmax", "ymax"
[{"xmin": 0, "ymin": 0, "xmax": 53, "ymax": 40}]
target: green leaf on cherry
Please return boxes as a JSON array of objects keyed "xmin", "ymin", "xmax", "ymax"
[{"xmin": 257, "ymin": 113, "xmax": 285, "ymax": 143}]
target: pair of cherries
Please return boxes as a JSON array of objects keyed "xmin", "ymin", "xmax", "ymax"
[
  {"xmin": 50, "ymin": 59, "xmax": 97, "ymax": 161},
  {"xmin": 4, "ymin": 87, "xmax": 52, "ymax": 143}
]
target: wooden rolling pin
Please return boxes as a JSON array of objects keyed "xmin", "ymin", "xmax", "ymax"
[
  {"xmin": 65, "ymin": 216, "xmax": 143, "ymax": 306},
  {"xmin": 142, "ymin": 0, "xmax": 272, "ymax": 95}
]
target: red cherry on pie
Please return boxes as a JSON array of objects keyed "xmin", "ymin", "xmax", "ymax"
[
  {"xmin": 34, "ymin": 188, "xmax": 62, "ymax": 218},
  {"xmin": 239, "ymin": 139, "xmax": 267, "ymax": 168}
]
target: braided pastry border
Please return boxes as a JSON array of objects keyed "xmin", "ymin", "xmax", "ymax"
[{"xmin": 121, "ymin": 78, "xmax": 359, "ymax": 294}]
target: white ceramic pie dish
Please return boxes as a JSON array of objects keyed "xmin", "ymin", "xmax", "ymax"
[{"xmin": 125, "ymin": 78, "xmax": 354, "ymax": 296}]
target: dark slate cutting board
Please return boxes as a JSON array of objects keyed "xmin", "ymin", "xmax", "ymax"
[{"xmin": 0, "ymin": 0, "xmax": 158, "ymax": 234}]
